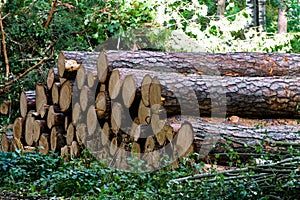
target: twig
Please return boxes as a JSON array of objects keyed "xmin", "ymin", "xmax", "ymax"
[
  {"xmin": 169, "ymin": 156, "xmax": 300, "ymax": 183},
  {"xmin": 0, "ymin": 57, "xmax": 49, "ymax": 93},
  {"xmin": 0, "ymin": 13, "xmax": 10, "ymax": 76},
  {"xmin": 44, "ymin": 0, "xmax": 58, "ymax": 29}
]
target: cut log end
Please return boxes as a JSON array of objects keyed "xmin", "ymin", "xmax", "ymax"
[
  {"xmin": 0, "ymin": 100, "xmax": 10, "ymax": 115},
  {"xmin": 59, "ymin": 81, "xmax": 72, "ymax": 112},
  {"xmin": 108, "ymin": 69, "xmax": 121, "ymax": 99},
  {"xmin": 97, "ymin": 51, "xmax": 108, "ymax": 83},
  {"xmin": 122, "ymin": 75, "xmax": 136, "ymax": 108}
]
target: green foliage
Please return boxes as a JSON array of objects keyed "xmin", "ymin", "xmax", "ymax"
[
  {"xmin": 0, "ymin": 149, "xmax": 299, "ymax": 199},
  {"xmin": 0, "ymin": 0, "xmax": 154, "ymax": 125}
]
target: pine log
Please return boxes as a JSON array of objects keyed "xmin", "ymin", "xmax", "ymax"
[
  {"xmin": 33, "ymin": 120, "xmax": 47, "ymax": 143},
  {"xmin": 38, "ymin": 133, "xmax": 50, "ymax": 155},
  {"xmin": 25, "ymin": 115, "xmax": 35, "ymax": 146},
  {"xmin": 109, "ymin": 137, "xmax": 118, "ymax": 156},
  {"xmin": 131, "ymin": 142, "xmax": 141, "ymax": 157},
  {"xmin": 66, "ymin": 123, "xmax": 75, "ymax": 146},
  {"xmin": 101, "ymin": 122, "xmax": 111, "ymax": 146},
  {"xmin": 97, "ymin": 51, "xmax": 300, "ymax": 83},
  {"xmin": 36, "ymin": 84, "xmax": 49, "ymax": 116},
  {"xmin": 144, "ymin": 136, "xmax": 156, "ymax": 153},
  {"xmin": 87, "ymin": 71, "xmax": 98, "ymax": 88},
  {"xmin": 51, "ymin": 82, "xmax": 61, "ymax": 105},
  {"xmin": 13, "ymin": 138, "xmax": 24, "ymax": 151},
  {"xmin": 70, "ymin": 141, "xmax": 80, "ymax": 158},
  {"xmin": 1, "ymin": 131, "xmax": 13, "ymax": 152},
  {"xmin": 76, "ymin": 123, "xmax": 87, "ymax": 146},
  {"xmin": 64, "ymin": 115, "xmax": 70, "ymax": 130},
  {"xmin": 76, "ymin": 64, "xmax": 98, "ymax": 90},
  {"xmin": 72, "ymin": 102, "xmax": 83, "ymax": 125},
  {"xmin": 108, "ymin": 69, "xmax": 150, "ymax": 108},
  {"xmin": 80, "ymin": 85, "xmax": 93, "ymax": 112},
  {"xmin": 47, "ymin": 105, "xmax": 64, "ymax": 129},
  {"xmin": 95, "ymin": 91, "xmax": 110, "ymax": 119},
  {"xmin": 149, "ymin": 77, "xmax": 161, "ymax": 107},
  {"xmin": 58, "ymin": 51, "xmax": 99, "ymax": 79},
  {"xmin": 108, "ymin": 69, "xmax": 125, "ymax": 100},
  {"xmin": 20, "ymin": 91, "xmax": 36, "ymax": 118},
  {"xmin": 47, "ymin": 68, "xmax": 59, "ymax": 90},
  {"xmin": 141, "ymin": 74, "xmax": 152, "ymax": 107},
  {"xmin": 61, "ymin": 145, "xmax": 69, "ymax": 161},
  {"xmin": 138, "ymin": 100, "xmax": 151, "ymax": 125},
  {"xmin": 110, "ymin": 102, "xmax": 132, "ymax": 134},
  {"xmin": 50, "ymin": 126, "xmax": 65, "ymax": 153},
  {"xmin": 191, "ymin": 119, "xmax": 300, "ymax": 164},
  {"xmin": 120, "ymin": 69, "xmax": 300, "ymax": 118},
  {"xmin": 0, "ymin": 100, "xmax": 10, "ymax": 115},
  {"xmin": 13, "ymin": 117, "xmax": 25, "ymax": 141},
  {"xmin": 59, "ymin": 80, "xmax": 73, "ymax": 112},
  {"xmin": 86, "ymin": 105, "xmax": 98, "ymax": 136}
]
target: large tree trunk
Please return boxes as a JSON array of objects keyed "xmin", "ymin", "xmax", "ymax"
[
  {"xmin": 97, "ymin": 50, "xmax": 300, "ymax": 82},
  {"xmin": 114, "ymin": 69, "xmax": 300, "ymax": 118},
  {"xmin": 190, "ymin": 119, "xmax": 300, "ymax": 164}
]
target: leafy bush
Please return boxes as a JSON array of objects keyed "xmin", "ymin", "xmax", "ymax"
[{"xmin": 0, "ymin": 149, "xmax": 299, "ymax": 199}]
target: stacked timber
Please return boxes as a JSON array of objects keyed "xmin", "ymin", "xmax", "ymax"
[{"xmin": 1, "ymin": 50, "xmax": 300, "ymax": 169}]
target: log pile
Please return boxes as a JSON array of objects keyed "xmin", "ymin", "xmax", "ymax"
[{"xmin": 1, "ymin": 50, "xmax": 300, "ymax": 169}]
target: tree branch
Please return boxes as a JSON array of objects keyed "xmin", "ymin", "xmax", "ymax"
[
  {"xmin": 0, "ymin": 13, "xmax": 10, "ymax": 76},
  {"xmin": 44, "ymin": 0, "xmax": 58, "ymax": 29},
  {"xmin": 0, "ymin": 57, "xmax": 49, "ymax": 94}
]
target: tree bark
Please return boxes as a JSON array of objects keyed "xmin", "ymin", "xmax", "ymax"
[
  {"xmin": 120, "ymin": 69, "xmax": 300, "ymax": 118},
  {"xmin": 191, "ymin": 119, "xmax": 300, "ymax": 164},
  {"xmin": 278, "ymin": 0, "xmax": 287, "ymax": 34},
  {"xmin": 217, "ymin": 0, "xmax": 226, "ymax": 19},
  {"xmin": 97, "ymin": 50, "xmax": 300, "ymax": 80}
]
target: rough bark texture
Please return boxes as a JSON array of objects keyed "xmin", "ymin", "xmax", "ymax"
[
  {"xmin": 119, "ymin": 69, "xmax": 300, "ymax": 118},
  {"xmin": 191, "ymin": 119, "xmax": 300, "ymax": 163},
  {"xmin": 98, "ymin": 51, "xmax": 300, "ymax": 80}
]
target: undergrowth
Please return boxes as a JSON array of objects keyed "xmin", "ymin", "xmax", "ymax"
[{"xmin": 0, "ymin": 148, "xmax": 299, "ymax": 199}]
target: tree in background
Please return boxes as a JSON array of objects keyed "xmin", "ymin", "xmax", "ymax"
[{"xmin": 278, "ymin": 0, "xmax": 287, "ymax": 33}]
